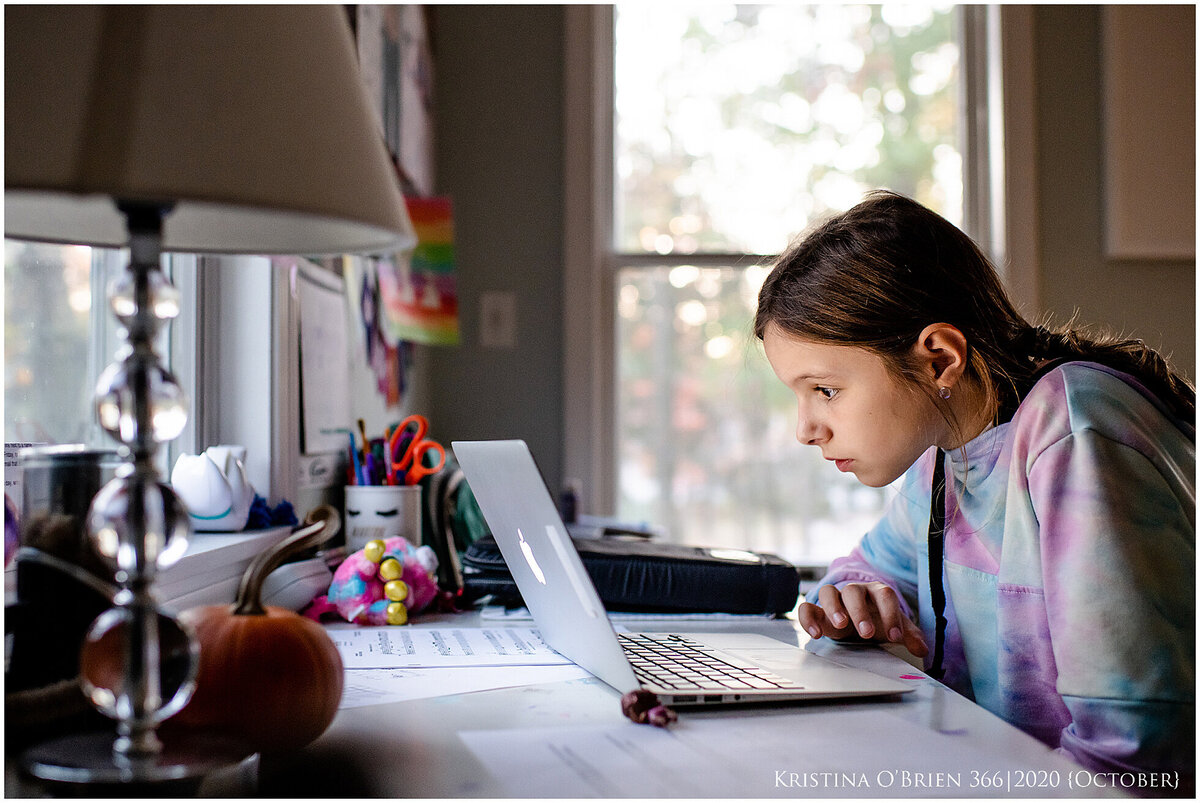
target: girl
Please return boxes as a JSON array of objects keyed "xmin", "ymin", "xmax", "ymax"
[{"xmin": 755, "ymin": 191, "xmax": 1194, "ymax": 786}]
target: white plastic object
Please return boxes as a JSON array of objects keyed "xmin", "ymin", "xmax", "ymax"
[{"xmin": 171, "ymin": 445, "xmax": 256, "ymax": 531}]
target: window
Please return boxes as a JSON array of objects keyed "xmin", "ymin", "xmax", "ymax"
[
  {"xmin": 2, "ymin": 241, "xmax": 287, "ymax": 608},
  {"xmin": 615, "ymin": 4, "xmax": 963, "ymax": 252},
  {"xmin": 5, "ymin": 241, "xmax": 114, "ymax": 446},
  {"xmin": 2, "ymin": 239, "xmax": 322, "ymax": 519},
  {"xmin": 564, "ymin": 4, "xmax": 1001, "ymax": 570},
  {"xmin": 4, "ymin": 242, "xmax": 198, "ymax": 472}
]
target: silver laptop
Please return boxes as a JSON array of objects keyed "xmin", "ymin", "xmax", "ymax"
[{"xmin": 453, "ymin": 439, "xmax": 913, "ymax": 706}]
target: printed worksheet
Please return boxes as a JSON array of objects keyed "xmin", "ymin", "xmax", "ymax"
[
  {"xmin": 339, "ymin": 664, "xmax": 591, "ymax": 709},
  {"xmin": 329, "ymin": 626, "xmax": 572, "ymax": 669}
]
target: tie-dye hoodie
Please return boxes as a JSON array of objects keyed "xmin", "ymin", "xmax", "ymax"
[{"xmin": 808, "ymin": 361, "xmax": 1195, "ymax": 778}]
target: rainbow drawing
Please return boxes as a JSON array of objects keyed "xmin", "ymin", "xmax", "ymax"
[{"xmin": 378, "ymin": 196, "xmax": 459, "ymax": 346}]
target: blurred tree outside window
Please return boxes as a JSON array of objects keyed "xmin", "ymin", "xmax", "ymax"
[
  {"xmin": 614, "ymin": 4, "xmax": 961, "ymax": 567},
  {"xmin": 4, "ymin": 242, "xmax": 183, "ymax": 463},
  {"xmin": 5, "ymin": 242, "xmax": 117, "ymax": 447}
]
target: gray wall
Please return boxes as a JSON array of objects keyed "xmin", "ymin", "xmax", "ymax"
[
  {"xmin": 425, "ymin": 5, "xmax": 1195, "ymax": 501},
  {"xmin": 428, "ymin": 5, "xmax": 566, "ymax": 488},
  {"xmin": 1035, "ymin": 5, "xmax": 1195, "ymax": 379}
]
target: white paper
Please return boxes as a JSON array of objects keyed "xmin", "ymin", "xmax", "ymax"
[
  {"xmin": 296, "ymin": 263, "xmax": 351, "ymax": 454},
  {"xmin": 330, "ymin": 626, "xmax": 572, "ymax": 669},
  {"xmin": 339, "ymin": 664, "xmax": 591, "ymax": 709},
  {"xmin": 461, "ymin": 709, "xmax": 1058, "ymax": 798},
  {"xmin": 398, "ymin": 4, "xmax": 435, "ymax": 196},
  {"xmin": 4, "ymin": 442, "xmax": 42, "ymax": 512}
]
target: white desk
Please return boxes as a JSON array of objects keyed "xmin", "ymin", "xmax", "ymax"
[{"xmin": 256, "ymin": 608, "xmax": 1119, "ymax": 799}]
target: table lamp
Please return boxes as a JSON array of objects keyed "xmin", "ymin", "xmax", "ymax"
[{"xmin": 5, "ymin": 5, "xmax": 415, "ymax": 787}]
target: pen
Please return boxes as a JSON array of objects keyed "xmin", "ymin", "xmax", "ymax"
[
  {"xmin": 350, "ymin": 432, "xmax": 365, "ymax": 486},
  {"xmin": 357, "ymin": 418, "xmax": 369, "ymax": 461}
]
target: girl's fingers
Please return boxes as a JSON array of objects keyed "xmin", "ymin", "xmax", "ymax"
[
  {"xmin": 901, "ymin": 616, "xmax": 930, "ymax": 657},
  {"xmin": 796, "ymin": 602, "xmax": 827, "ymax": 639},
  {"xmin": 815, "ymin": 585, "xmax": 855, "ymax": 634},
  {"xmin": 866, "ymin": 583, "xmax": 908, "ymax": 642},
  {"xmin": 837, "ymin": 583, "xmax": 880, "ymax": 639},
  {"xmin": 798, "ymin": 600, "xmax": 850, "ymax": 640},
  {"xmin": 806, "ymin": 583, "xmax": 927, "ymax": 658},
  {"xmin": 810, "ymin": 582, "xmax": 929, "ymax": 656},
  {"xmin": 866, "ymin": 583, "xmax": 930, "ymax": 657}
]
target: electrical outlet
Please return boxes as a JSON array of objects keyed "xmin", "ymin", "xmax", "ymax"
[{"xmin": 480, "ymin": 290, "xmax": 517, "ymax": 349}]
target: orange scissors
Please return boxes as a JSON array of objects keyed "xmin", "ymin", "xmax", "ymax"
[{"xmin": 387, "ymin": 414, "xmax": 445, "ymax": 485}]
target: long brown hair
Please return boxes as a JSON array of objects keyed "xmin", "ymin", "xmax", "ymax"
[{"xmin": 754, "ymin": 190, "xmax": 1195, "ymax": 425}]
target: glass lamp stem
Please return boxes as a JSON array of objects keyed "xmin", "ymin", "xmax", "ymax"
[{"xmin": 114, "ymin": 206, "xmax": 168, "ymax": 762}]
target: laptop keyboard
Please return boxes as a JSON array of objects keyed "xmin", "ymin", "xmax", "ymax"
[{"xmin": 617, "ymin": 632, "xmax": 802, "ymax": 691}]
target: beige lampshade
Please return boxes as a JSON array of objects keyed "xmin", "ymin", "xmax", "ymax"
[{"xmin": 4, "ymin": 4, "xmax": 415, "ymax": 256}]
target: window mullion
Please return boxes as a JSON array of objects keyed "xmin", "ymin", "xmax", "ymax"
[{"xmin": 612, "ymin": 253, "xmax": 776, "ymax": 270}]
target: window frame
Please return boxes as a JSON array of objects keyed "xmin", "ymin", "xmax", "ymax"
[{"xmin": 562, "ymin": 4, "xmax": 1038, "ymax": 516}]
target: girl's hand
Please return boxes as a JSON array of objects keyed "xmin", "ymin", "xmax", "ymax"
[{"xmin": 798, "ymin": 582, "xmax": 929, "ymax": 658}]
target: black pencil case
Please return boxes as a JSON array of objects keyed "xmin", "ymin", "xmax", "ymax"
[{"xmin": 460, "ymin": 534, "xmax": 800, "ymax": 615}]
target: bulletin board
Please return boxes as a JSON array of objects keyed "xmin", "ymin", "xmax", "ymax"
[
  {"xmin": 350, "ymin": 4, "xmax": 459, "ymax": 354},
  {"xmin": 354, "ymin": 4, "xmax": 436, "ymax": 197}
]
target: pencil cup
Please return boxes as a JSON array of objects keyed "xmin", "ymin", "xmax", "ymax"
[{"xmin": 344, "ymin": 485, "xmax": 422, "ymax": 553}]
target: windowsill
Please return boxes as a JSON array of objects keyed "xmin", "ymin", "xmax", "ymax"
[{"xmin": 5, "ymin": 526, "xmax": 293, "ymax": 612}]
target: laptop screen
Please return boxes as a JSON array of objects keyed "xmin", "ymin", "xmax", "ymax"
[{"xmin": 453, "ymin": 439, "xmax": 640, "ymax": 692}]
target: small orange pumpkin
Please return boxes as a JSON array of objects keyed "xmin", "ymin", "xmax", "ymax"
[{"xmin": 167, "ymin": 506, "xmax": 343, "ymax": 752}]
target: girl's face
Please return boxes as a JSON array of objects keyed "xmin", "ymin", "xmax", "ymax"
[{"xmin": 762, "ymin": 325, "xmax": 943, "ymax": 487}]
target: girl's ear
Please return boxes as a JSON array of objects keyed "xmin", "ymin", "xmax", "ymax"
[{"xmin": 913, "ymin": 323, "xmax": 970, "ymax": 388}]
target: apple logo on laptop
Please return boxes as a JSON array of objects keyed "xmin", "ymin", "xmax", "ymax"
[{"xmin": 517, "ymin": 528, "xmax": 547, "ymax": 584}]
